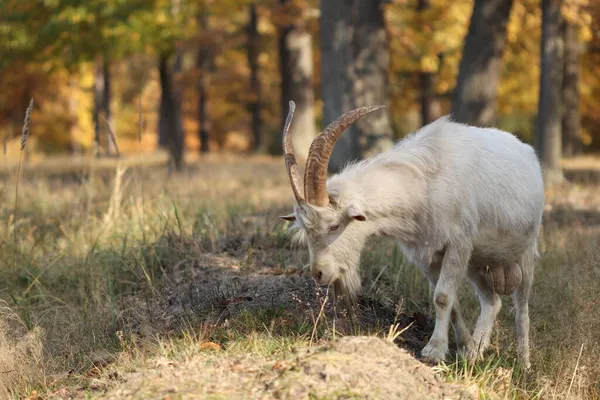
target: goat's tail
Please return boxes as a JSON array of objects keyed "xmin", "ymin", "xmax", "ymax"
[
  {"xmin": 533, "ymin": 212, "xmax": 545, "ymax": 260},
  {"xmin": 521, "ymin": 231, "xmax": 540, "ymax": 289}
]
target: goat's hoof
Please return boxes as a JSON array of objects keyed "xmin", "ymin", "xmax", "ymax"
[{"xmin": 421, "ymin": 341, "xmax": 447, "ymax": 363}]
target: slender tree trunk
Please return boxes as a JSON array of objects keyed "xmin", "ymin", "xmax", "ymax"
[
  {"xmin": 158, "ymin": 54, "xmax": 185, "ymax": 171},
  {"xmin": 103, "ymin": 58, "xmax": 116, "ymax": 156},
  {"xmin": 536, "ymin": 0, "xmax": 564, "ymax": 185},
  {"xmin": 418, "ymin": 0, "xmax": 438, "ymax": 126},
  {"xmin": 158, "ymin": 55, "xmax": 170, "ymax": 149},
  {"xmin": 158, "ymin": 94, "xmax": 169, "ymax": 148},
  {"xmin": 451, "ymin": 0, "xmax": 513, "ymax": 127},
  {"xmin": 93, "ymin": 58, "xmax": 104, "ymax": 156},
  {"xmin": 197, "ymin": 9, "xmax": 211, "ymax": 153},
  {"xmin": 561, "ymin": 19, "xmax": 581, "ymax": 157},
  {"xmin": 68, "ymin": 78, "xmax": 81, "ymax": 155},
  {"xmin": 321, "ymin": 0, "xmax": 393, "ymax": 173},
  {"xmin": 92, "ymin": 56, "xmax": 115, "ymax": 156},
  {"xmin": 247, "ymin": 3, "xmax": 262, "ymax": 152},
  {"xmin": 173, "ymin": 48, "xmax": 185, "ymax": 155},
  {"xmin": 419, "ymin": 72, "xmax": 436, "ymax": 126},
  {"xmin": 277, "ymin": 0, "xmax": 315, "ymax": 160}
]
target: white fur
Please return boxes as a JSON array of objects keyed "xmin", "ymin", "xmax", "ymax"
[{"xmin": 286, "ymin": 115, "xmax": 544, "ymax": 367}]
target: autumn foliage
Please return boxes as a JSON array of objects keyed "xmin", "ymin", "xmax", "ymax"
[{"xmin": 0, "ymin": 0, "xmax": 598, "ymax": 156}]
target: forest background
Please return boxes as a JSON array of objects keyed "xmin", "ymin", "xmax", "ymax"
[{"xmin": 1, "ymin": 0, "xmax": 598, "ymax": 183}]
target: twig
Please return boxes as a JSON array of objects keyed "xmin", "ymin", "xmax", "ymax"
[
  {"xmin": 309, "ymin": 285, "xmax": 330, "ymax": 347},
  {"xmin": 567, "ymin": 342, "xmax": 584, "ymax": 397}
]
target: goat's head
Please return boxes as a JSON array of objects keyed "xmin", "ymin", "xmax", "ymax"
[{"xmin": 279, "ymin": 101, "xmax": 385, "ymax": 300}]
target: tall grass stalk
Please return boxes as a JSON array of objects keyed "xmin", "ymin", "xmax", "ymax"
[
  {"xmin": 137, "ymin": 96, "xmax": 147, "ymax": 244},
  {"xmin": 12, "ymin": 98, "xmax": 33, "ymax": 269}
]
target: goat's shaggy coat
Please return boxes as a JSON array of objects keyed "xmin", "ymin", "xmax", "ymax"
[{"xmin": 282, "ymin": 110, "xmax": 544, "ymax": 368}]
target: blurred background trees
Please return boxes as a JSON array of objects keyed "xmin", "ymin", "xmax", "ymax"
[
  {"xmin": 0, "ymin": 0, "xmax": 598, "ymax": 181},
  {"xmin": 451, "ymin": 0, "xmax": 513, "ymax": 128},
  {"xmin": 320, "ymin": 0, "xmax": 394, "ymax": 173}
]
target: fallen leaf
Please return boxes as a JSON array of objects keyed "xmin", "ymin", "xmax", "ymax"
[
  {"xmin": 272, "ymin": 361, "xmax": 293, "ymax": 371},
  {"xmin": 24, "ymin": 390, "xmax": 42, "ymax": 400},
  {"xmin": 200, "ymin": 341, "xmax": 222, "ymax": 351}
]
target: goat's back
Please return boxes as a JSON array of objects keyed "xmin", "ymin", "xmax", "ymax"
[{"xmin": 398, "ymin": 116, "xmax": 545, "ymax": 258}]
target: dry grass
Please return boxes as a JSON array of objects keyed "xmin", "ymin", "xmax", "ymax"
[
  {"xmin": 0, "ymin": 154, "xmax": 599, "ymax": 399},
  {"xmin": 0, "ymin": 305, "xmax": 44, "ymax": 398}
]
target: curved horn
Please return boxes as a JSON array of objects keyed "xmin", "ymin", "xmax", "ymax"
[
  {"xmin": 282, "ymin": 101, "xmax": 305, "ymax": 203},
  {"xmin": 304, "ymin": 105, "xmax": 386, "ymax": 207}
]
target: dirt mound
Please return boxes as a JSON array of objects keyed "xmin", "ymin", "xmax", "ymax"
[
  {"xmin": 98, "ymin": 336, "xmax": 475, "ymax": 400},
  {"xmin": 270, "ymin": 336, "xmax": 476, "ymax": 400}
]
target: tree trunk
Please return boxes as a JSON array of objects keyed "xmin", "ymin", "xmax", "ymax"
[
  {"xmin": 418, "ymin": 0, "xmax": 438, "ymax": 126},
  {"xmin": 158, "ymin": 54, "xmax": 185, "ymax": 171},
  {"xmin": 92, "ymin": 56, "xmax": 115, "ymax": 156},
  {"xmin": 419, "ymin": 72, "xmax": 437, "ymax": 127},
  {"xmin": 320, "ymin": 0, "xmax": 394, "ymax": 173},
  {"xmin": 247, "ymin": 3, "xmax": 262, "ymax": 152},
  {"xmin": 173, "ymin": 48, "xmax": 185, "ymax": 155},
  {"xmin": 277, "ymin": 0, "xmax": 315, "ymax": 160},
  {"xmin": 561, "ymin": 19, "xmax": 581, "ymax": 157},
  {"xmin": 68, "ymin": 78, "xmax": 81, "ymax": 155},
  {"xmin": 536, "ymin": 0, "xmax": 564, "ymax": 185},
  {"xmin": 197, "ymin": 9, "xmax": 211, "ymax": 153},
  {"xmin": 451, "ymin": 0, "xmax": 513, "ymax": 127},
  {"xmin": 103, "ymin": 58, "xmax": 117, "ymax": 156},
  {"xmin": 93, "ymin": 58, "xmax": 104, "ymax": 156},
  {"xmin": 158, "ymin": 93, "xmax": 169, "ymax": 148}
]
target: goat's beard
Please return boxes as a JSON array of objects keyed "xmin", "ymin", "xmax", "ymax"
[{"xmin": 332, "ymin": 266, "xmax": 362, "ymax": 307}]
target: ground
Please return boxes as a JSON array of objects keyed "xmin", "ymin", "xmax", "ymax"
[
  {"xmin": 1, "ymin": 152, "xmax": 599, "ymax": 399},
  {"xmin": 96, "ymin": 336, "xmax": 476, "ymax": 400}
]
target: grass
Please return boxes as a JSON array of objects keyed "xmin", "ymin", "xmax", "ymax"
[{"xmin": 0, "ymin": 153, "xmax": 599, "ymax": 399}]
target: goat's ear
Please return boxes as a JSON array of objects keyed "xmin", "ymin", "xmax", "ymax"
[
  {"xmin": 347, "ymin": 201, "xmax": 366, "ymax": 222},
  {"xmin": 280, "ymin": 213, "xmax": 296, "ymax": 222}
]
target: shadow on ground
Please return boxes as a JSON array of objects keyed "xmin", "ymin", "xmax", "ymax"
[{"xmin": 123, "ymin": 231, "xmax": 436, "ymax": 357}]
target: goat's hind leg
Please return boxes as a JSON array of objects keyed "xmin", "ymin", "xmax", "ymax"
[
  {"xmin": 513, "ymin": 249, "xmax": 535, "ymax": 369},
  {"xmin": 450, "ymin": 298, "xmax": 476, "ymax": 360}
]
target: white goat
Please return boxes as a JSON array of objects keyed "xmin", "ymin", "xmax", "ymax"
[{"xmin": 280, "ymin": 101, "xmax": 545, "ymax": 368}]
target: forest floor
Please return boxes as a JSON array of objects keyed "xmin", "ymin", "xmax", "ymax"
[{"xmin": 0, "ymin": 153, "xmax": 599, "ymax": 399}]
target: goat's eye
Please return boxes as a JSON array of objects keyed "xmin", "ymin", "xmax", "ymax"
[{"xmin": 328, "ymin": 224, "xmax": 339, "ymax": 233}]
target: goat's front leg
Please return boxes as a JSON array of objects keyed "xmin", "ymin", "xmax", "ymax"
[{"xmin": 421, "ymin": 244, "xmax": 471, "ymax": 363}]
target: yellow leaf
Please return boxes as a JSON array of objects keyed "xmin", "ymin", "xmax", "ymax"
[{"xmin": 420, "ymin": 55, "xmax": 438, "ymax": 73}]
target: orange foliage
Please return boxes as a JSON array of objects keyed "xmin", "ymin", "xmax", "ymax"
[{"xmin": 0, "ymin": 0, "xmax": 599, "ymax": 154}]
